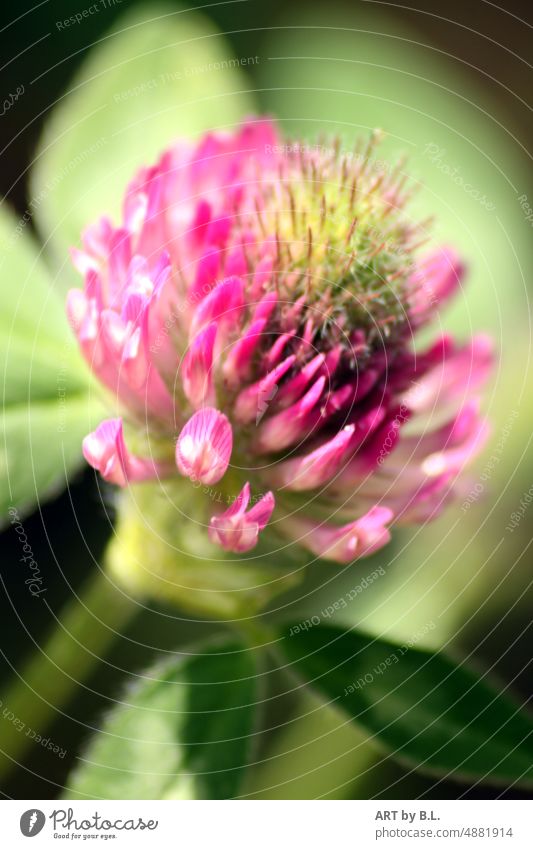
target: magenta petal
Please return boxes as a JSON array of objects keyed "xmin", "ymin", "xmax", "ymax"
[
  {"xmin": 250, "ymin": 258, "xmax": 275, "ymax": 299},
  {"xmin": 176, "ymin": 408, "xmax": 233, "ymax": 485},
  {"xmin": 81, "ymin": 216, "xmax": 113, "ymax": 260},
  {"xmin": 223, "ymin": 318, "xmax": 267, "ymax": 388},
  {"xmin": 190, "ymin": 275, "xmax": 244, "ymax": 338},
  {"xmin": 66, "ymin": 288, "xmax": 89, "ymax": 333},
  {"xmin": 70, "ymin": 248, "xmax": 99, "ymax": 276},
  {"xmin": 274, "ymin": 352, "xmax": 326, "ymax": 408},
  {"xmin": 209, "ymin": 484, "xmax": 275, "ymax": 553},
  {"xmin": 264, "ymin": 330, "xmax": 297, "ymax": 369},
  {"xmin": 281, "ymin": 506, "xmax": 393, "ymax": 563},
  {"xmin": 205, "ymin": 214, "xmax": 231, "ymax": 248},
  {"xmin": 83, "ymin": 418, "xmax": 172, "ymax": 486},
  {"xmin": 190, "ymin": 198, "xmax": 212, "ymax": 245},
  {"xmin": 182, "ymin": 323, "xmax": 217, "ymax": 408},
  {"xmin": 421, "ymin": 416, "xmax": 489, "ymax": 478},
  {"xmin": 123, "ymin": 191, "xmax": 148, "ymax": 234},
  {"xmin": 108, "ymin": 228, "xmax": 132, "ymax": 286},
  {"xmin": 254, "ymin": 375, "xmax": 326, "ymax": 452},
  {"xmin": 251, "ymin": 289, "xmax": 278, "ymax": 323},
  {"xmin": 403, "ymin": 335, "xmax": 493, "ymax": 412},
  {"xmin": 275, "ymin": 425, "xmax": 355, "ymax": 491},
  {"xmin": 190, "ymin": 248, "xmax": 220, "ymax": 303},
  {"xmin": 409, "ymin": 246, "xmax": 464, "ymax": 322},
  {"xmin": 225, "ymin": 244, "xmax": 248, "ymax": 278},
  {"xmin": 234, "ymin": 354, "xmax": 296, "ymax": 424},
  {"xmin": 83, "ymin": 419, "xmax": 127, "ymax": 486}
]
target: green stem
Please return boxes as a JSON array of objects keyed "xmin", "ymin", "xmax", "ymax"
[{"xmin": 0, "ymin": 568, "xmax": 137, "ymax": 783}]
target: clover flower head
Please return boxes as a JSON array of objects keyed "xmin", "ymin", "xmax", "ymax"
[{"xmin": 69, "ymin": 118, "xmax": 492, "ymax": 563}]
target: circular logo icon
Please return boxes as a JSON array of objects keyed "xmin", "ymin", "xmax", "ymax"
[{"xmin": 20, "ymin": 810, "xmax": 46, "ymax": 837}]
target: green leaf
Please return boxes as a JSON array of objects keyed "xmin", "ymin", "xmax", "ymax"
[
  {"xmin": 31, "ymin": 5, "xmax": 256, "ymax": 279},
  {"xmin": 0, "ymin": 202, "xmax": 100, "ymax": 520},
  {"xmin": 278, "ymin": 623, "xmax": 533, "ymax": 786},
  {"xmin": 65, "ymin": 640, "xmax": 259, "ymax": 800},
  {"xmin": 1, "ymin": 395, "xmax": 103, "ymax": 521}
]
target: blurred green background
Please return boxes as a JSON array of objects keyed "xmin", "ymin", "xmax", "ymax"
[{"xmin": 0, "ymin": 0, "xmax": 532, "ymax": 800}]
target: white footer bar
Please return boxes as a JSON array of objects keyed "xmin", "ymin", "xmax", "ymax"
[{"xmin": 1, "ymin": 799, "xmax": 531, "ymax": 848}]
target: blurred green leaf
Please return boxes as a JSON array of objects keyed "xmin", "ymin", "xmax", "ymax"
[
  {"xmin": 1, "ymin": 396, "xmax": 102, "ymax": 522},
  {"xmin": 0, "ymin": 202, "xmax": 99, "ymax": 520},
  {"xmin": 279, "ymin": 623, "xmax": 533, "ymax": 786},
  {"xmin": 31, "ymin": 5, "xmax": 256, "ymax": 280},
  {"xmin": 65, "ymin": 640, "xmax": 259, "ymax": 800},
  {"xmin": 257, "ymin": 5, "xmax": 532, "ymax": 335}
]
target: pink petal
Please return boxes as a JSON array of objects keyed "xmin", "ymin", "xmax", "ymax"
[
  {"xmin": 225, "ymin": 243, "xmax": 248, "ymax": 278},
  {"xmin": 223, "ymin": 318, "xmax": 267, "ymax": 388},
  {"xmin": 264, "ymin": 330, "xmax": 297, "ymax": 370},
  {"xmin": 281, "ymin": 294, "xmax": 307, "ymax": 332},
  {"xmin": 250, "ymin": 256, "xmax": 275, "ymax": 299},
  {"xmin": 281, "ymin": 506, "xmax": 393, "ymax": 563},
  {"xmin": 123, "ymin": 191, "xmax": 148, "ymax": 234},
  {"xmin": 252, "ymin": 289, "xmax": 278, "ymax": 323},
  {"xmin": 274, "ymin": 353, "xmax": 326, "ymax": 409},
  {"xmin": 254, "ymin": 375, "xmax": 326, "ymax": 452},
  {"xmin": 189, "ymin": 248, "xmax": 220, "ymax": 304},
  {"xmin": 332, "ymin": 405, "xmax": 409, "ymax": 487},
  {"xmin": 190, "ymin": 199, "xmax": 212, "ymax": 245},
  {"xmin": 181, "ymin": 323, "xmax": 217, "ymax": 408},
  {"xmin": 209, "ymin": 483, "xmax": 275, "ymax": 553},
  {"xmin": 234, "ymin": 354, "xmax": 296, "ymax": 424},
  {"xmin": 274, "ymin": 425, "xmax": 355, "ymax": 491},
  {"xmin": 387, "ymin": 399, "xmax": 482, "ymax": 467},
  {"xmin": 108, "ymin": 228, "xmax": 132, "ymax": 287},
  {"xmin": 190, "ymin": 275, "xmax": 244, "ymax": 339},
  {"xmin": 122, "ymin": 324, "xmax": 149, "ymax": 389},
  {"xmin": 205, "ymin": 214, "xmax": 231, "ymax": 248},
  {"xmin": 389, "ymin": 471, "xmax": 457, "ymax": 525},
  {"xmin": 409, "ymin": 246, "xmax": 465, "ymax": 322},
  {"xmin": 67, "ymin": 292, "xmax": 104, "ymax": 369},
  {"xmin": 176, "ymin": 408, "xmax": 232, "ymax": 485},
  {"xmin": 421, "ymin": 416, "xmax": 489, "ymax": 478},
  {"xmin": 322, "ymin": 368, "xmax": 382, "ymax": 418},
  {"xmin": 83, "ymin": 418, "xmax": 171, "ymax": 486},
  {"xmin": 66, "ymin": 288, "xmax": 89, "ymax": 333},
  {"xmin": 81, "ymin": 216, "xmax": 113, "ymax": 262},
  {"xmin": 70, "ymin": 248, "xmax": 99, "ymax": 276},
  {"xmin": 403, "ymin": 335, "xmax": 493, "ymax": 413},
  {"xmin": 83, "ymin": 418, "xmax": 127, "ymax": 486}
]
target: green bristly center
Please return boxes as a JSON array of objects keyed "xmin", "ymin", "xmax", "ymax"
[{"xmin": 251, "ymin": 132, "xmax": 430, "ymax": 346}]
